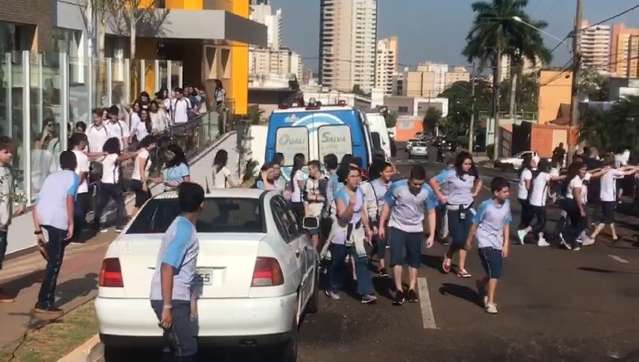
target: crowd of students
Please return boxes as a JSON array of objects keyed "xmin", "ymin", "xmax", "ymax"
[{"xmin": 0, "ymin": 86, "xmax": 214, "ymax": 318}]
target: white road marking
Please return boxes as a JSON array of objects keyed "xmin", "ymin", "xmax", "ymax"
[
  {"xmin": 608, "ymin": 255, "xmax": 630, "ymax": 264},
  {"xmin": 417, "ymin": 277, "xmax": 437, "ymax": 329}
]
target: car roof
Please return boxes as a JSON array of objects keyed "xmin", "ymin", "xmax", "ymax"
[
  {"xmin": 154, "ymin": 188, "xmax": 266, "ymax": 200},
  {"xmin": 272, "ymin": 106, "xmax": 353, "ymax": 113}
]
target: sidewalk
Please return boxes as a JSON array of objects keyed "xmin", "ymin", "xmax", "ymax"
[{"xmin": 0, "ymin": 131, "xmax": 239, "ymax": 349}]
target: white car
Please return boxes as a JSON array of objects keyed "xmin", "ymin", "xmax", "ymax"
[
  {"xmin": 408, "ymin": 142, "xmax": 428, "ymax": 159},
  {"xmin": 494, "ymin": 151, "xmax": 548, "ymax": 170},
  {"xmin": 96, "ymin": 189, "xmax": 319, "ymax": 361}
]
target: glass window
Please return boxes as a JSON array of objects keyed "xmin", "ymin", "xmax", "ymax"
[
  {"xmin": 318, "ymin": 125, "xmax": 352, "ymax": 162},
  {"xmin": 127, "ymin": 197, "xmax": 266, "ymax": 234},
  {"xmin": 275, "ymin": 126, "xmax": 309, "ymax": 166},
  {"xmin": 270, "ymin": 196, "xmax": 290, "ymax": 241}
]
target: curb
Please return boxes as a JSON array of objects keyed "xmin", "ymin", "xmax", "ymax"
[{"xmin": 58, "ymin": 334, "xmax": 103, "ymax": 362}]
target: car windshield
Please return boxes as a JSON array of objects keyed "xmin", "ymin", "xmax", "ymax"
[
  {"xmin": 127, "ymin": 198, "xmax": 265, "ymax": 234},
  {"xmin": 414, "ymin": 142, "xmax": 427, "ymax": 147}
]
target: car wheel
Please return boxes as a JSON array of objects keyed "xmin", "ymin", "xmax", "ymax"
[
  {"xmin": 104, "ymin": 344, "xmax": 131, "ymax": 362},
  {"xmin": 305, "ymin": 264, "xmax": 320, "ymax": 314}
]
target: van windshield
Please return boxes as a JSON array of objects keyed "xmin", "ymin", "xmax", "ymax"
[
  {"xmin": 127, "ymin": 198, "xmax": 265, "ymax": 234},
  {"xmin": 275, "ymin": 127, "xmax": 309, "ymax": 166},
  {"xmin": 318, "ymin": 125, "xmax": 352, "ymax": 161}
]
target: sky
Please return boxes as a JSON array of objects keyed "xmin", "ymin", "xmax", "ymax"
[{"xmin": 269, "ymin": 0, "xmax": 639, "ymax": 72}]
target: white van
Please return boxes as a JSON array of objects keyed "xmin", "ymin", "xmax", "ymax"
[{"xmin": 366, "ymin": 113, "xmax": 392, "ymax": 161}]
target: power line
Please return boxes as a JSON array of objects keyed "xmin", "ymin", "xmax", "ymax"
[{"xmin": 586, "ymin": 2, "xmax": 639, "ymax": 29}]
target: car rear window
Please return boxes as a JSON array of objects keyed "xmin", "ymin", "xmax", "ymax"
[{"xmin": 127, "ymin": 198, "xmax": 265, "ymax": 234}]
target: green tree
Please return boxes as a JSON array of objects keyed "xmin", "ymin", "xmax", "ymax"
[
  {"xmin": 438, "ymin": 79, "xmax": 493, "ymax": 144},
  {"xmin": 423, "ymin": 107, "xmax": 442, "ymax": 136},
  {"xmin": 579, "ymin": 69, "xmax": 609, "ymax": 102},
  {"xmin": 580, "ymin": 96, "xmax": 639, "ymax": 153},
  {"xmin": 463, "ymin": 0, "xmax": 551, "ymax": 160}
]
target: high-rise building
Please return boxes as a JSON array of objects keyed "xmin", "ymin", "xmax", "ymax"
[
  {"xmin": 250, "ymin": 0, "xmax": 282, "ymax": 50},
  {"xmin": 610, "ymin": 23, "xmax": 639, "ymax": 78},
  {"xmin": 578, "ymin": 20, "xmax": 611, "ymax": 73},
  {"xmin": 445, "ymin": 66, "xmax": 470, "ymax": 88},
  {"xmin": 375, "ymin": 36, "xmax": 398, "ymax": 95},
  {"xmin": 319, "ymin": 0, "xmax": 378, "ymax": 92}
]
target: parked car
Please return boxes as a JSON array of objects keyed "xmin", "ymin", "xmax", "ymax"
[
  {"xmin": 494, "ymin": 150, "xmax": 548, "ymax": 170},
  {"xmin": 96, "ymin": 189, "xmax": 319, "ymax": 361},
  {"xmin": 409, "ymin": 141, "xmax": 428, "ymax": 159},
  {"xmin": 405, "ymin": 138, "xmax": 420, "ymax": 152}
]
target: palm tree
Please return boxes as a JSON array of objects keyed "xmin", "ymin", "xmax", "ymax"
[{"xmin": 463, "ymin": 0, "xmax": 551, "ymax": 159}]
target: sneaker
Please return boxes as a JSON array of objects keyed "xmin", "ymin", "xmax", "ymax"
[
  {"xmin": 485, "ymin": 303, "xmax": 498, "ymax": 314},
  {"xmin": 100, "ymin": 228, "xmax": 110, "ymax": 234},
  {"xmin": 0, "ymin": 289, "xmax": 14, "ymax": 303},
  {"xmin": 559, "ymin": 234, "xmax": 572, "ymax": 250},
  {"xmin": 573, "ymin": 243, "xmax": 582, "ymax": 251},
  {"xmin": 32, "ymin": 307, "xmax": 64, "ymax": 320},
  {"xmin": 377, "ymin": 268, "xmax": 389, "ymax": 277},
  {"xmin": 324, "ymin": 290, "xmax": 340, "ymax": 300},
  {"xmin": 406, "ymin": 289, "xmax": 419, "ymax": 303},
  {"xmin": 393, "ymin": 290, "xmax": 406, "ymax": 306},
  {"xmin": 517, "ymin": 229, "xmax": 528, "ymax": 245},
  {"xmin": 537, "ymin": 236, "xmax": 550, "ymax": 248},
  {"xmin": 361, "ymin": 294, "xmax": 378, "ymax": 304}
]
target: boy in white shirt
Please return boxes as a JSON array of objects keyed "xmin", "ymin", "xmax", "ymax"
[{"xmin": 105, "ymin": 106, "xmax": 130, "ymax": 150}]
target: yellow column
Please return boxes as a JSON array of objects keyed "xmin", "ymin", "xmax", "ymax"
[
  {"xmin": 165, "ymin": 0, "xmax": 204, "ymax": 9},
  {"xmin": 230, "ymin": 44, "xmax": 248, "ymax": 115}
]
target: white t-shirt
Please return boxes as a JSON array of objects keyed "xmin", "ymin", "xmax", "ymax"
[
  {"xmin": 600, "ymin": 169, "xmax": 624, "ymax": 202},
  {"xmin": 169, "ymin": 98, "xmax": 191, "ymax": 124},
  {"xmin": 529, "ymin": 172, "xmax": 551, "ymax": 207},
  {"xmin": 290, "ymin": 170, "xmax": 305, "ymax": 203},
  {"xmin": 101, "ymin": 154, "xmax": 120, "ymax": 184},
  {"xmin": 86, "ymin": 124, "xmax": 109, "ymax": 153},
  {"xmin": 130, "ymin": 112, "xmax": 141, "ymax": 135},
  {"xmin": 133, "ymin": 120, "xmax": 149, "ymax": 142},
  {"xmin": 518, "ymin": 169, "xmax": 533, "ymax": 200},
  {"xmin": 36, "ymin": 170, "xmax": 80, "ymax": 230},
  {"xmin": 131, "ymin": 148, "xmax": 151, "ymax": 181},
  {"xmin": 212, "ymin": 166, "xmax": 232, "ymax": 188},
  {"xmin": 105, "ymin": 120, "xmax": 130, "ymax": 148},
  {"xmin": 567, "ymin": 175, "xmax": 587, "ymax": 204},
  {"xmin": 72, "ymin": 150, "xmax": 90, "ymax": 194},
  {"xmin": 150, "ymin": 111, "xmax": 168, "ymax": 133}
]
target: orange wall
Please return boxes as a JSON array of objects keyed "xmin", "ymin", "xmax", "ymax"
[
  {"xmin": 165, "ymin": 0, "xmax": 204, "ymax": 9},
  {"xmin": 531, "ymin": 125, "xmax": 578, "ymax": 158},
  {"xmin": 537, "ymin": 70, "xmax": 572, "ymax": 125},
  {"xmin": 395, "ymin": 118, "xmax": 423, "ymax": 142}
]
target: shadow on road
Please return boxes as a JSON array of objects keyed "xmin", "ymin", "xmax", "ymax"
[
  {"xmin": 578, "ymin": 267, "xmax": 639, "ymax": 275},
  {"xmin": 438, "ymin": 282, "xmax": 483, "ymax": 307},
  {"xmin": 54, "ymin": 272, "xmax": 98, "ymax": 307}
]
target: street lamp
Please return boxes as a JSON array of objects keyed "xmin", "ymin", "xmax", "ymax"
[{"xmin": 511, "ymin": 16, "xmax": 565, "ymax": 43}]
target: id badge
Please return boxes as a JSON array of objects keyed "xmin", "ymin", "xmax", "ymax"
[{"xmin": 459, "ymin": 210, "xmax": 467, "ymax": 220}]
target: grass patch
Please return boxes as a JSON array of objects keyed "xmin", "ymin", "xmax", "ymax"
[{"xmin": 0, "ymin": 301, "xmax": 97, "ymax": 362}]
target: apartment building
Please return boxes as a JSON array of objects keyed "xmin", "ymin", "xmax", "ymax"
[
  {"xmin": 250, "ymin": 0, "xmax": 282, "ymax": 50},
  {"xmin": 375, "ymin": 36, "xmax": 398, "ymax": 95},
  {"xmin": 446, "ymin": 66, "xmax": 470, "ymax": 88},
  {"xmin": 579, "ymin": 20, "xmax": 611, "ymax": 73},
  {"xmin": 610, "ymin": 23, "xmax": 639, "ymax": 78},
  {"xmin": 319, "ymin": 0, "xmax": 378, "ymax": 92}
]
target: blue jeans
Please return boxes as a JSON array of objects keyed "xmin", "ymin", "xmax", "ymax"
[
  {"xmin": 0, "ymin": 230, "xmax": 7, "ymax": 269},
  {"xmin": 328, "ymin": 244, "xmax": 374, "ymax": 296},
  {"xmin": 36, "ymin": 225, "xmax": 67, "ymax": 310},
  {"xmin": 151, "ymin": 300, "xmax": 197, "ymax": 360}
]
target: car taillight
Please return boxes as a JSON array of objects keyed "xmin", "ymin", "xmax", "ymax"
[
  {"xmin": 99, "ymin": 258, "xmax": 124, "ymax": 288},
  {"xmin": 251, "ymin": 257, "xmax": 283, "ymax": 287}
]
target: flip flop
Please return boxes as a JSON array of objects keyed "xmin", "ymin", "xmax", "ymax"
[{"xmin": 457, "ymin": 269, "xmax": 472, "ymax": 278}]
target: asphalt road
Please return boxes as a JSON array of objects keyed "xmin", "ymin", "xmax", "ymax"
[{"xmin": 105, "ymin": 150, "xmax": 639, "ymax": 362}]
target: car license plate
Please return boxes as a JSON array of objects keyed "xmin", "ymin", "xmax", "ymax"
[{"xmin": 194, "ymin": 269, "xmax": 213, "ymax": 286}]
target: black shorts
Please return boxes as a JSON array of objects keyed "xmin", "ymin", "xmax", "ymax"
[
  {"xmin": 130, "ymin": 179, "xmax": 150, "ymax": 208},
  {"xmin": 478, "ymin": 247, "xmax": 503, "ymax": 279},
  {"xmin": 601, "ymin": 201, "xmax": 616, "ymax": 224},
  {"xmin": 389, "ymin": 227, "xmax": 422, "ymax": 268}
]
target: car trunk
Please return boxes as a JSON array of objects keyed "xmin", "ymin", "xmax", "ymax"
[{"xmin": 118, "ymin": 233, "xmax": 265, "ymax": 299}]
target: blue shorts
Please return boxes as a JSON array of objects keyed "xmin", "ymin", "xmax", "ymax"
[
  {"xmin": 389, "ymin": 227, "xmax": 423, "ymax": 268},
  {"xmin": 478, "ymin": 247, "xmax": 503, "ymax": 279}
]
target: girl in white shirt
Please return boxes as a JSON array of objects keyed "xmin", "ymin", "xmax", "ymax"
[
  {"xmin": 210, "ymin": 149, "xmax": 238, "ymax": 189},
  {"xmin": 130, "ymin": 135, "xmax": 157, "ymax": 215},
  {"xmin": 93, "ymin": 137, "xmax": 137, "ymax": 232},
  {"xmin": 516, "ymin": 160, "xmax": 565, "ymax": 247},
  {"xmin": 132, "ymin": 109, "xmax": 151, "ymax": 143},
  {"xmin": 149, "ymin": 101, "xmax": 168, "ymax": 135},
  {"xmin": 589, "ymin": 157, "xmax": 638, "ymax": 243},
  {"xmin": 289, "ymin": 153, "xmax": 307, "ymax": 220},
  {"xmin": 516, "ymin": 153, "xmax": 536, "ymax": 233}
]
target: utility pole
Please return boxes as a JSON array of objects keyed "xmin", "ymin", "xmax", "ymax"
[
  {"xmin": 468, "ymin": 63, "xmax": 476, "ymax": 152},
  {"xmin": 568, "ymin": 0, "xmax": 583, "ymax": 162}
]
